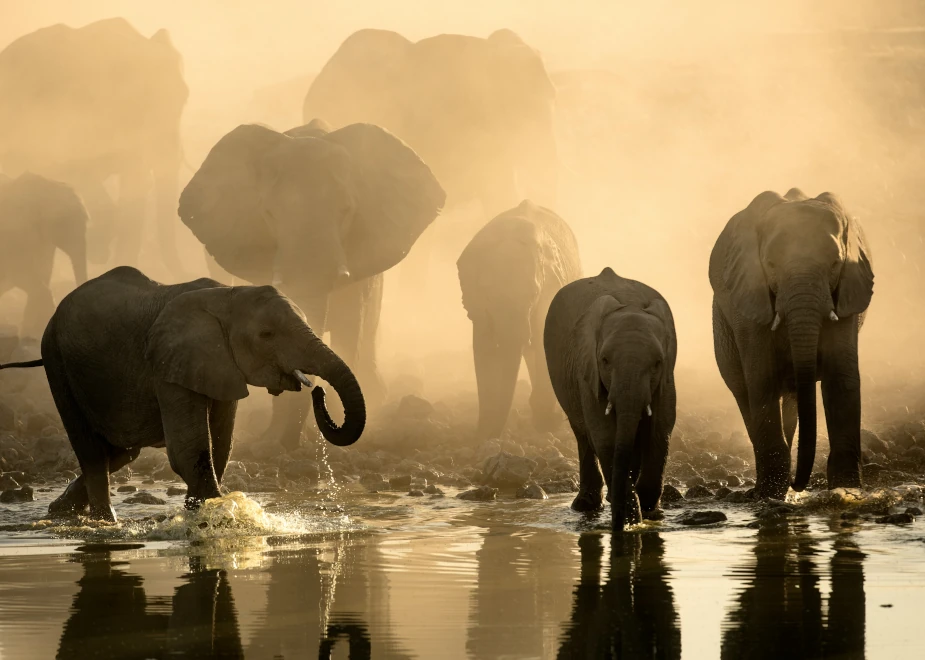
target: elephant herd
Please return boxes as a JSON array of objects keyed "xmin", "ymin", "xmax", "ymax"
[{"xmin": 0, "ymin": 19, "xmax": 875, "ymax": 530}]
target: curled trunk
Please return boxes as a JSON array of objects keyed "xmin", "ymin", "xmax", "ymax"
[
  {"xmin": 308, "ymin": 338, "xmax": 366, "ymax": 446},
  {"xmin": 786, "ymin": 303, "xmax": 822, "ymax": 491}
]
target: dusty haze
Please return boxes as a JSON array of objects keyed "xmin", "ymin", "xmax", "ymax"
[{"xmin": 1, "ymin": 0, "xmax": 923, "ymax": 425}]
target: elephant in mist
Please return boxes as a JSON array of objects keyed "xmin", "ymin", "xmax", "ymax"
[
  {"xmin": 545, "ymin": 268, "xmax": 677, "ymax": 531},
  {"xmin": 709, "ymin": 189, "xmax": 874, "ymax": 499},
  {"xmin": 0, "ymin": 266, "xmax": 364, "ymax": 521},
  {"xmin": 180, "ymin": 120, "xmax": 444, "ymax": 450},
  {"xmin": 457, "ymin": 200, "xmax": 581, "ymax": 438},
  {"xmin": 0, "ymin": 18, "xmax": 189, "ymax": 278},
  {"xmin": 0, "ymin": 173, "xmax": 88, "ymax": 338}
]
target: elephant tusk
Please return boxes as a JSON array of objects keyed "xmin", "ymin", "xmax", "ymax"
[
  {"xmin": 646, "ymin": 404, "xmax": 652, "ymax": 417},
  {"xmin": 604, "ymin": 402, "xmax": 612, "ymax": 416},
  {"xmin": 771, "ymin": 313, "xmax": 781, "ymax": 331},
  {"xmin": 293, "ymin": 369, "xmax": 314, "ymax": 389},
  {"xmin": 337, "ymin": 265, "xmax": 351, "ymax": 280},
  {"xmin": 829, "ymin": 311, "xmax": 839, "ymax": 322}
]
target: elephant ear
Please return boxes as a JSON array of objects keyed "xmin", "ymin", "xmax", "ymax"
[
  {"xmin": 323, "ymin": 123, "xmax": 447, "ymax": 281},
  {"xmin": 179, "ymin": 124, "xmax": 287, "ymax": 284},
  {"xmin": 718, "ymin": 191, "xmax": 785, "ymax": 325},
  {"xmin": 644, "ymin": 298, "xmax": 678, "ymax": 371},
  {"xmin": 578, "ymin": 295, "xmax": 626, "ymax": 399},
  {"xmin": 145, "ymin": 288, "xmax": 248, "ymax": 402},
  {"xmin": 832, "ymin": 204, "xmax": 874, "ymax": 317}
]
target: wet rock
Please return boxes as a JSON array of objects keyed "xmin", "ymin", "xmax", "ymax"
[
  {"xmin": 686, "ymin": 485, "xmax": 714, "ymax": 499},
  {"xmin": 282, "ymin": 459, "xmax": 320, "ymax": 481},
  {"xmin": 677, "ymin": 510, "xmax": 727, "ymax": 526},
  {"xmin": 407, "ymin": 489, "xmax": 424, "ymax": 497},
  {"xmin": 0, "ymin": 485, "xmax": 33, "ymax": 503},
  {"xmin": 389, "ymin": 475, "xmax": 413, "ymax": 490},
  {"xmin": 861, "ymin": 429, "xmax": 888, "ymax": 455},
  {"xmin": 643, "ymin": 508, "xmax": 665, "ymax": 521},
  {"xmin": 424, "ymin": 484, "xmax": 444, "ymax": 496},
  {"xmin": 661, "ymin": 484, "xmax": 683, "ymax": 504},
  {"xmin": 142, "ymin": 478, "xmax": 156, "ymax": 485},
  {"xmin": 841, "ymin": 511, "xmax": 860, "ymax": 520},
  {"xmin": 475, "ymin": 440, "xmax": 502, "ymax": 463},
  {"xmin": 876, "ymin": 512, "xmax": 915, "ymax": 525},
  {"xmin": 153, "ymin": 465, "xmax": 178, "ymax": 481},
  {"xmin": 725, "ymin": 474, "xmax": 743, "ymax": 487},
  {"xmin": 704, "ymin": 466, "xmax": 730, "ymax": 482},
  {"xmin": 223, "ymin": 475, "xmax": 247, "ymax": 492},
  {"xmin": 457, "ymin": 486, "xmax": 498, "ymax": 501},
  {"xmin": 0, "ymin": 474, "xmax": 20, "ymax": 490},
  {"xmin": 685, "ymin": 476, "xmax": 706, "ymax": 488},
  {"xmin": 166, "ymin": 486, "xmax": 187, "ymax": 496},
  {"xmin": 540, "ymin": 477, "xmax": 579, "ymax": 494},
  {"xmin": 862, "ymin": 463, "xmax": 885, "ymax": 481},
  {"xmin": 905, "ymin": 507, "xmax": 923, "ymax": 516},
  {"xmin": 123, "ymin": 491, "xmax": 166, "ymax": 505},
  {"xmin": 904, "ymin": 447, "xmax": 925, "ymax": 463},
  {"xmin": 116, "ymin": 485, "xmax": 137, "ymax": 493},
  {"xmin": 360, "ymin": 473, "xmax": 385, "ymax": 487},
  {"xmin": 249, "ymin": 479, "xmax": 281, "ymax": 493},
  {"xmin": 515, "ymin": 483, "xmax": 548, "ymax": 500},
  {"xmin": 889, "ymin": 431, "xmax": 916, "ymax": 452},
  {"xmin": 481, "ymin": 452, "xmax": 537, "ymax": 488},
  {"xmin": 714, "ymin": 486, "xmax": 732, "ymax": 500}
]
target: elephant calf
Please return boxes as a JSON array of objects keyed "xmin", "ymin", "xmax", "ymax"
[
  {"xmin": 544, "ymin": 268, "xmax": 677, "ymax": 531},
  {"xmin": 0, "ymin": 266, "xmax": 365, "ymax": 521},
  {"xmin": 710, "ymin": 189, "xmax": 873, "ymax": 499},
  {"xmin": 0, "ymin": 173, "xmax": 88, "ymax": 338},
  {"xmin": 457, "ymin": 200, "xmax": 582, "ymax": 438}
]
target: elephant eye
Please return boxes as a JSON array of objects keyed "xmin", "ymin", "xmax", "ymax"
[
  {"xmin": 601, "ymin": 357, "xmax": 609, "ymax": 366},
  {"xmin": 259, "ymin": 330, "xmax": 275, "ymax": 340}
]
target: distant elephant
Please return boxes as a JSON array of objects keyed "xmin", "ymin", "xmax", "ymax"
[
  {"xmin": 545, "ymin": 268, "xmax": 677, "ymax": 530},
  {"xmin": 457, "ymin": 200, "xmax": 581, "ymax": 438},
  {"xmin": 0, "ymin": 18, "xmax": 189, "ymax": 277},
  {"xmin": 0, "ymin": 266, "xmax": 364, "ymax": 521},
  {"xmin": 180, "ymin": 120, "xmax": 444, "ymax": 450},
  {"xmin": 0, "ymin": 173, "xmax": 88, "ymax": 338},
  {"xmin": 709, "ymin": 189, "xmax": 874, "ymax": 499}
]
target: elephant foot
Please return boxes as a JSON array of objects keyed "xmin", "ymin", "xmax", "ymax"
[
  {"xmin": 48, "ymin": 477, "xmax": 90, "ymax": 518},
  {"xmin": 828, "ymin": 456, "xmax": 862, "ymax": 490},
  {"xmin": 571, "ymin": 489, "xmax": 604, "ymax": 513},
  {"xmin": 88, "ymin": 503, "xmax": 118, "ymax": 523},
  {"xmin": 642, "ymin": 507, "xmax": 664, "ymax": 522},
  {"xmin": 754, "ymin": 478, "xmax": 789, "ymax": 501}
]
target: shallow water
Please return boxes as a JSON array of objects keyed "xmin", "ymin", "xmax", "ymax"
[{"xmin": 1, "ymin": 484, "xmax": 924, "ymax": 659}]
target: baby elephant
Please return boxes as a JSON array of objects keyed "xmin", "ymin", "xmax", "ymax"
[
  {"xmin": 457, "ymin": 200, "xmax": 582, "ymax": 438},
  {"xmin": 0, "ymin": 266, "xmax": 365, "ymax": 521},
  {"xmin": 545, "ymin": 268, "xmax": 677, "ymax": 531}
]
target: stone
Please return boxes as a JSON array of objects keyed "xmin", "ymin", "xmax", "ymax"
[
  {"xmin": 714, "ymin": 486, "xmax": 732, "ymax": 500},
  {"xmin": 724, "ymin": 490, "xmax": 752, "ymax": 504},
  {"xmin": 686, "ymin": 485, "xmax": 714, "ymax": 499},
  {"xmin": 725, "ymin": 474, "xmax": 743, "ymax": 487},
  {"xmin": 481, "ymin": 452, "xmax": 537, "ymax": 488},
  {"xmin": 515, "ymin": 483, "xmax": 548, "ymax": 500},
  {"xmin": 457, "ymin": 486, "xmax": 498, "ymax": 501},
  {"xmin": 540, "ymin": 477, "xmax": 579, "ymax": 494},
  {"xmin": 424, "ymin": 484, "xmax": 444, "ymax": 495},
  {"xmin": 407, "ymin": 489, "xmax": 424, "ymax": 497},
  {"xmin": 360, "ymin": 473, "xmax": 386, "ymax": 488},
  {"xmin": 223, "ymin": 476, "xmax": 247, "ymax": 492},
  {"xmin": 876, "ymin": 513, "xmax": 915, "ymax": 525},
  {"xmin": 396, "ymin": 394, "xmax": 435, "ymax": 419},
  {"xmin": 116, "ymin": 485, "xmax": 137, "ymax": 493},
  {"xmin": 166, "ymin": 486, "xmax": 187, "ymax": 496},
  {"xmin": 389, "ymin": 475, "xmax": 413, "ymax": 490},
  {"xmin": 860, "ymin": 429, "xmax": 888, "ymax": 455},
  {"xmin": 904, "ymin": 447, "xmax": 925, "ymax": 463},
  {"xmin": 862, "ymin": 463, "xmax": 885, "ymax": 481},
  {"xmin": 152, "ymin": 465, "xmax": 178, "ymax": 481},
  {"xmin": 0, "ymin": 474, "xmax": 19, "ymax": 490},
  {"xmin": 142, "ymin": 478, "xmax": 156, "ymax": 485},
  {"xmin": 677, "ymin": 510, "xmax": 727, "ymax": 526},
  {"xmin": 0, "ymin": 485, "xmax": 33, "ymax": 503},
  {"xmin": 661, "ymin": 484, "xmax": 683, "ymax": 504},
  {"xmin": 282, "ymin": 459, "xmax": 320, "ymax": 481},
  {"xmin": 685, "ymin": 475, "xmax": 706, "ymax": 488},
  {"xmin": 123, "ymin": 491, "xmax": 166, "ymax": 505},
  {"xmin": 905, "ymin": 507, "xmax": 923, "ymax": 516}
]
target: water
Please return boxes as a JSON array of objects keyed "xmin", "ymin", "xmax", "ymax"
[{"xmin": 1, "ymin": 485, "xmax": 923, "ymax": 659}]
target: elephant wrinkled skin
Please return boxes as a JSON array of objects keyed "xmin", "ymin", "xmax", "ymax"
[
  {"xmin": 544, "ymin": 268, "xmax": 678, "ymax": 531},
  {"xmin": 458, "ymin": 200, "xmax": 581, "ymax": 438},
  {"xmin": 709, "ymin": 189, "xmax": 874, "ymax": 499}
]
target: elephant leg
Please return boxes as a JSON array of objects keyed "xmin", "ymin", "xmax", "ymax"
[
  {"xmin": 524, "ymin": 302, "xmax": 561, "ymax": 432},
  {"xmin": 113, "ymin": 166, "xmax": 150, "ymax": 269},
  {"xmin": 80, "ymin": 180, "xmax": 117, "ymax": 268},
  {"xmin": 49, "ymin": 445, "xmax": 141, "ymax": 518},
  {"xmin": 156, "ymin": 382, "xmax": 221, "ymax": 507},
  {"xmin": 209, "ymin": 400, "xmax": 238, "ymax": 483},
  {"xmin": 713, "ymin": 301, "xmax": 752, "ymax": 432},
  {"xmin": 472, "ymin": 320, "xmax": 523, "ymax": 438},
  {"xmin": 571, "ymin": 422, "xmax": 605, "ymax": 512},
  {"xmin": 820, "ymin": 322, "xmax": 862, "ymax": 489},
  {"xmin": 328, "ymin": 276, "xmax": 386, "ymax": 411},
  {"xmin": 782, "ymin": 391, "xmax": 798, "ymax": 449},
  {"xmin": 21, "ymin": 282, "xmax": 56, "ymax": 341},
  {"xmin": 745, "ymin": 379, "xmax": 789, "ymax": 500}
]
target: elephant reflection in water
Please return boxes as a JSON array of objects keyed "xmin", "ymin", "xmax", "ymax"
[
  {"xmin": 721, "ymin": 524, "xmax": 866, "ymax": 659},
  {"xmin": 56, "ymin": 552, "xmax": 243, "ymax": 658},
  {"xmin": 557, "ymin": 533, "xmax": 681, "ymax": 659}
]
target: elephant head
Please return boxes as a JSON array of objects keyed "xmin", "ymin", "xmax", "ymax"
[
  {"xmin": 178, "ymin": 121, "xmax": 445, "ymax": 329},
  {"xmin": 579, "ymin": 283, "xmax": 676, "ymax": 530},
  {"xmin": 718, "ymin": 189, "xmax": 874, "ymax": 490},
  {"xmin": 145, "ymin": 284, "xmax": 365, "ymax": 446}
]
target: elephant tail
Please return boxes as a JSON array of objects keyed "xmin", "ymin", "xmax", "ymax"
[{"xmin": 0, "ymin": 359, "xmax": 43, "ymax": 370}]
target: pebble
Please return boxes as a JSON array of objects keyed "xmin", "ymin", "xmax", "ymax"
[
  {"xmin": 875, "ymin": 512, "xmax": 915, "ymax": 525},
  {"xmin": 677, "ymin": 510, "xmax": 727, "ymax": 526},
  {"xmin": 661, "ymin": 484, "xmax": 683, "ymax": 504},
  {"xmin": 713, "ymin": 486, "xmax": 732, "ymax": 500},
  {"xmin": 457, "ymin": 486, "xmax": 498, "ymax": 501},
  {"xmin": 166, "ymin": 486, "xmax": 187, "ymax": 496},
  {"xmin": 905, "ymin": 507, "xmax": 923, "ymax": 516},
  {"xmin": 116, "ymin": 485, "xmax": 137, "ymax": 493},
  {"xmin": 515, "ymin": 483, "xmax": 548, "ymax": 500},
  {"xmin": 123, "ymin": 491, "xmax": 166, "ymax": 505},
  {"xmin": 0, "ymin": 485, "xmax": 33, "ymax": 503},
  {"xmin": 423, "ymin": 484, "xmax": 444, "ymax": 495},
  {"xmin": 725, "ymin": 475, "xmax": 743, "ymax": 487}
]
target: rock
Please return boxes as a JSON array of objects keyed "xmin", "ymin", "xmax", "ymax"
[
  {"xmin": 725, "ymin": 475, "xmax": 742, "ymax": 487},
  {"xmin": 360, "ymin": 473, "xmax": 385, "ymax": 488},
  {"xmin": 661, "ymin": 484, "xmax": 684, "ymax": 504},
  {"xmin": 152, "ymin": 465, "xmax": 178, "ymax": 481},
  {"xmin": 861, "ymin": 429, "xmax": 888, "ymax": 455},
  {"xmin": 457, "ymin": 486, "xmax": 498, "ymax": 501},
  {"xmin": 686, "ymin": 485, "xmax": 714, "ymax": 499},
  {"xmin": 515, "ymin": 483, "xmax": 548, "ymax": 500},
  {"xmin": 889, "ymin": 431, "xmax": 916, "ymax": 452},
  {"xmin": 123, "ymin": 491, "xmax": 166, "ymax": 505},
  {"xmin": 704, "ymin": 466, "xmax": 730, "ymax": 481},
  {"xmin": 0, "ymin": 474, "xmax": 20, "ymax": 490},
  {"xmin": 142, "ymin": 478, "xmax": 156, "ymax": 485},
  {"xmin": 407, "ymin": 489, "xmax": 424, "ymax": 497},
  {"xmin": 0, "ymin": 485, "xmax": 34, "ymax": 503},
  {"xmin": 685, "ymin": 475, "xmax": 706, "ymax": 488},
  {"xmin": 876, "ymin": 513, "xmax": 915, "ymax": 525},
  {"xmin": 724, "ymin": 490, "xmax": 752, "ymax": 504},
  {"xmin": 0, "ymin": 402, "xmax": 14, "ymax": 432},
  {"xmin": 904, "ymin": 447, "xmax": 925, "ymax": 463},
  {"xmin": 862, "ymin": 463, "xmax": 885, "ymax": 481},
  {"xmin": 905, "ymin": 507, "xmax": 923, "ymax": 516},
  {"xmin": 714, "ymin": 486, "xmax": 732, "ymax": 500},
  {"xmin": 677, "ymin": 510, "xmax": 727, "ymax": 526},
  {"xmin": 424, "ymin": 484, "xmax": 444, "ymax": 495},
  {"xmin": 166, "ymin": 486, "xmax": 187, "ymax": 496},
  {"xmin": 116, "ymin": 485, "xmax": 137, "ymax": 493},
  {"xmin": 396, "ymin": 395, "xmax": 435, "ymax": 420},
  {"xmin": 223, "ymin": 475, "xmax": 248, "ymax": 492},
  {"xmin": 540, "ymin": 477, "xmax": 579, "ymax": 494},
  {"xmin": 389, "ymin": 475, "xmax": 413, "ymax": 490},
  {"xmin": 282, "ymin": 459, "xmax": 320, "ymax": 481},
  {"xmin": 481, "ymin": 452, "xmax": 537, "ymax": 488}
]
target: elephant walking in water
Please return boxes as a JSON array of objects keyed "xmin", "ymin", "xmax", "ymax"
[
  {"xmin": 457, "ymin": 200, "xmax": 581, "ymax": 438},
  {"xmin": 709, "ymin": 189, "xmax": 874, "ymax": 499},
  {"xmin": 0, "ymin": 173, "xmax": 88, "ymax": 338},
  {"xmin": 0, "ymin": 18, "xmax": 189, "ymax": 278},
  {"xmin": 180, "ymin": 121, "xmax": 444, "ymax": 450}
]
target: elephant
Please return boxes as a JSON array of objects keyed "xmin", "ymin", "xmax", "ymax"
[
  {"xmin": 544, "ymin": 267, "xmax": 677, "ymax": 531},
  {"xmin": 457, "ymin": 199, "xmax": 581, "ymax": 438},
  {"xmin": 179, "ymin": 120, "xmax": 445, "ymax": 450},
  {"xmin": 709, "ymin": 189, "xmax": 874, "ymax": 499},
  {"xmin": 0, "ymin": 18, "xmax": 189, "ymax": 278},
  {"xmin": 0, "ymin": 266, "xmax": 364, "ymax": 521},
  {"xmin": 0, "ymin": 173, "xmax": 88, "ymax": 338}
]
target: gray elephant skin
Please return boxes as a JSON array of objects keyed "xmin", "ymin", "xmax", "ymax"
[
  {"xmin": 0, "ymin": 173, "xmax": 88, "ymax": 338},
  {"xmin": 0, "ymin": 266, "xmax": 365, "ymax": 521},
  {"xmin": 179, "ymin": 120, "xmax": 445, "ymax": 450},
  {"xmin": 457, "ymin": 200, "xmax": 581, "ymax": 438},
  {"xmin": 710, "ymin": 189, "xmax": 874, "ymax": 499},
  {"xmin": 544, "ymin": 268, "xmax": 677, "ymax": 531},
  {"xmin": 0, "ymin": 18, "xmax": 189, "ymax": 276}
]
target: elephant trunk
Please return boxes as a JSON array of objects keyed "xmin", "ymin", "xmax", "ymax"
[
  {"xmin": 303, "ymin": 333, "xmax": 366, "ymax": 447},
  {"xmin": 478, "ymin": 331, "xmax": 524, "ymax": 439},
  {"xmin": 609, "ymin": 376, "xmax": 646, "ymax": 531},
  {"xmin": 783, "ymin": 277, "xmax": 825, "ymax": 492}
]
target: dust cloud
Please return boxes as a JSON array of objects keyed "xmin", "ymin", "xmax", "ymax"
[{"xmin": 1, "ymin": 0, "xmax": 923, "ymax": 423}]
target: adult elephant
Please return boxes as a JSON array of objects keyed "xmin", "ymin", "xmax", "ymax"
[
  {"xmin": 0, "ymin": 173, "xmax": 88, "ymax": 338},
  {"xmin": 0, "ymin": 18, "xmax": 189, "ymax": 277},
  {"xmin": 458, "ymin": 200, "xmax": 581, "ymax": 438},
  {"xmin": 709, "ymin": 189, "xmax": 874, "ymax": 499},
  {"xmin": 0, "ymin": 266, "xmax": 364, "ymax": 521},
  {"xmin": 179, "ymin": 121, "xmax": 445, "ymax": 450}
]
